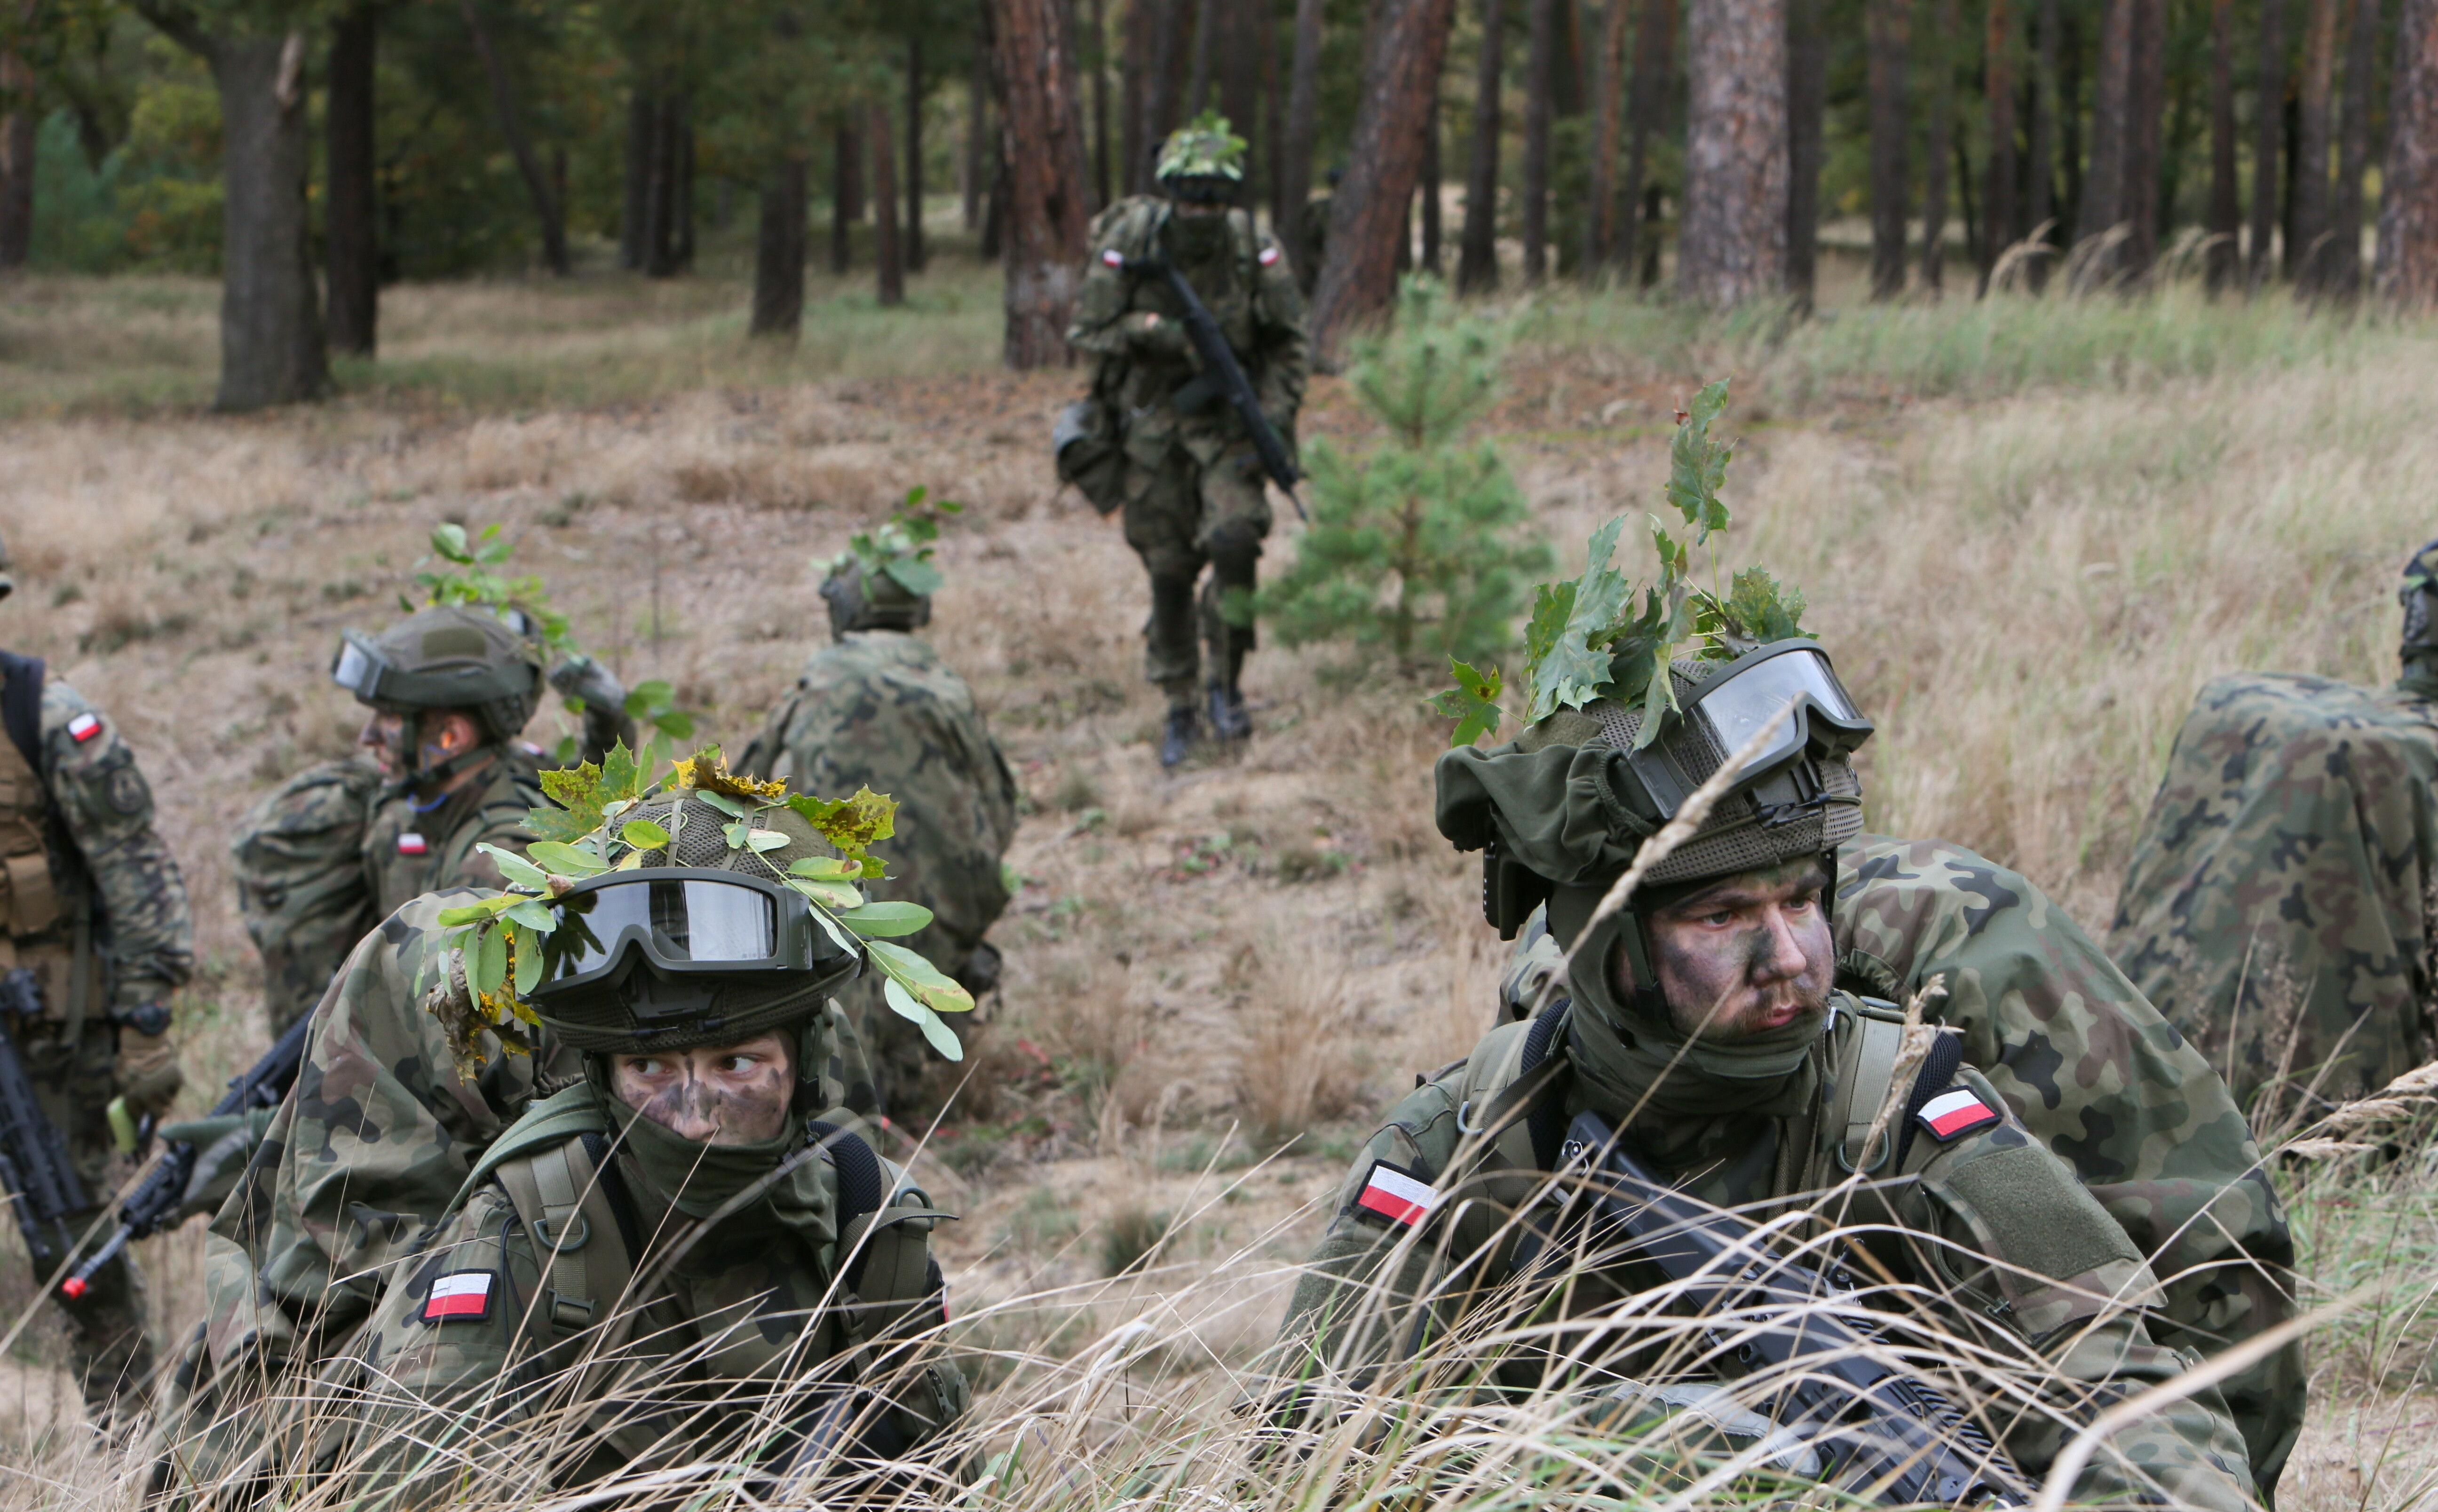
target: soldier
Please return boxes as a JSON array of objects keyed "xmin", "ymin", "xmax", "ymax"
[
  {"xmin": 2111, "ymin": 538, "xmax": 2438, "ymax": 1125},
  {"xmin": 739, "ymin": 546, "xmax": 1018, "ymax": 1121},
  {"xmin": 309, "ymin": 812, "xmax": 965, "ymax": 1501},
  {"xmin": 1065, "ymin": 111, "xmax": 1310, "ymax": 768},
  {"xmin": 0, "ymin": 533, "xmax": 193, "ymax": 1428},
  {"xmin": 1266, "ymin": 638, "xmax": 2262, "ymax": 1508}
]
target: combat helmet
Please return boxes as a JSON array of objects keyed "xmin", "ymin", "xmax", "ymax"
[
  {"xmin": 1436, "ymin": 638, "xmax": 1873, "ymax": 1037},
  {"xmin": 821, "ymin": 501, "xmax": 950, "ymax": 639},
  {"xmin": 332, "ymin": 606, "xmax": 544, "ymax": 784},
  {"xmin": 2400, "ymin": 537, "xmax": 2438, "ymax": 672},
  {"xmin": 0, "ymin": 531, "xmax": 15, "ymax": 602},
  {"xmin": 1156, "ymin": 111, "xmax": 1248, "ymax": 203}
]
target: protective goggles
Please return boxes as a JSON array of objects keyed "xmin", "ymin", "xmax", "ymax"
[
  {"xmin": 534, "ymin": 870, "xmax": 848, "ymax": 995},
  {"xmin": 1623, "ymin": 641, "xmax": 1873, "ymax": 818}
]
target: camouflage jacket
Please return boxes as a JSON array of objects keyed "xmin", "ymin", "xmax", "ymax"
[
  {"xmin": 360, "ymin": 751, "xmax": 543, "ymax": 920},
  {"xmin": 739, "ymin": 632, "xmax": 1020, "ymax": 975},
  {"xmin": 1065, "ymin": 196, "xmax": 1310, "ymax": 468},
  {"xmin": 2110, "ymin": 672, "xmax": 2438, "ymax": 1119},
  {"xmin": 329, "ymin": 1085, "xmax": 966, "ymax": 1502},
  {"xmin": 232, "ymin": 758, "xmax": 383, "ymax": 1034},
  {"xmin": 1268, "ymin": 997, "xmax": 2258, "ymax": 1509},
  {"xmin": 1503, "ymin": 832, "xmax": 2302, "ymax": 1493}
]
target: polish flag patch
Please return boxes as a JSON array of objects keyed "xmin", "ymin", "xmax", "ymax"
[
  {"xmin": 396, "ymin": 832, "xmax": 428, "ymax": 856},
  {"xmin": 1101, "ymin": 248, "xmax": 1125, "ymax": 268},
  {"xmin": 1258, "ymin": 245, "xmax": 1281, "ymax": 267},
  {"xmin": 1353, "ymin": 1160, "xmax": 1439, "ymax": 1228},
  {"xmin": 420, "ymin": 1271, "xmax": 495, "ymax": 1323},
  {"xmin": 66, "ymin": 713, "xmax": 102, "ymax": 744},
  {"xmin": 1916, "ymin": 1088, "xmax": 2003, "ymax": 1143}
]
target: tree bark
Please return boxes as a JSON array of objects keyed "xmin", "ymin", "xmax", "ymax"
[
  {"xmin": 832, "ymin": 121, "xmax": 857, "ymax": 273},
  {"xmin": 2119, "ymin": 0, "xmax": 2165, "ymax": 277},
  {"xmin": 325, "ymin": 5, "xmax": 378, "ymax": 352},
  {"xmin": 1121, "ymin": 0, "xmax": 1148, "ymax": 194},
  {"xmin": 909, "ymin": 33, "xmax": 928, "ymax": 270},
  {"xmin": 2329, "ymin": 0, "xmax": 2375, "ymax": 296},
  {"xmin": 1282, "ymin": 0, "xmax": 1325, "ymax": 277},
  {"xmin": 1144, "ymin": 0, "xmax": 1194, "ymax": 183},
  {"xmin": 460, "ymin": 0, "xmax": 569, "ymax": 276},
  {"xmin": 2028, "ymin": 0, "xmax": 2058, "ymax": 254},
  {"xmin": 1678, "ymin": 0, "xmax": 1786, "ymax": 308},
  {"xmin": 0, "ymin": 46, "xmax": 34, "ymax": 270},
  {"xmin": 1521, "ymin": 0, "xmax": 1555, "ymax": 281},
  {"xmin": 1310, "ymin": 0, "xmax": 1462, "ymax": 351},
  {"xmin": 1921, "ymin": 0, "xmax": 1955, "ymax": 293},
  {"xmin": 2378, "ymin": 0, "xmax": 2438, "ymax": 304},
  {"xmin": 623, "ymin": 88, "xmax": 650, "ymax": 268},
  {"xmin": 644, "ymin": 92, "xmax": 686, "ymax": 277},
  {"xmin": 752, "ymin": 157, "xmax": 808, "ymax": 338},
  {"xmin": 1456, "ymin": 0, "xmax": 1505, "ymax": 292},
  {"xmin": 2059, "ymin": 1, "xmax": 2084, "ymax": 230},
  {"xmin": 872, "ymin": 100, "xmax": 904, "ymax": 305},
  {"xmin": 989, "ymin": 0, "xmax": 1093, "ymax": 364},
  {"xmin": 1785, "ymin": 0, "xmax": 1825, "ymax": 306},
  {"xmin": 1585, "ymin": 0, "xmax": 1629, "ymax": 269},
  {"xmin": 2293, "ymin": 0, "xmax": 2336, "ymax": 289},
  {"xmin": 1219, "ymin": 0, "xmax": 1260, "ymax": 202},
  {"xmin": 2252, "ymin": 0, "xmax": 2287, "ymax": 285},
  {"xmin": 674, "ymin": 107, "xmax": 695, "ymax": 270},
  {"xmin": 1262, "ymin": 0, "xmax": 1283, "ymax": 226},
  {"xmin": 1189, "ymin": 0, "xmax": 1216, "ymax": 110},
  {"xmin": 2205, "ymin": 0, "xmax": 2239, "ymax": 290},
  {"xmin": 191, "ymin": 26, "xmax": 329, "ymax": 409},
  {"xmin": 970, "ymin": 27, "xmax": 991, "ymax": 224},
  {"xmin": 2077, "ymin": 0, "xmax": 2132, "ymax": 266},
  {"xmin": 1866, "ymin": 0, "xmax": 1909, "ymax": 298},
  {"xmin": 1619, "ymin": 0, "xmax": 1669, "ymax": 277},
  {"xmin": 1088, "ymin": 0, "xmax": 1111, "ymax": 207},
  {"xmin": 1982, "ymin": 0, "xmax": 2017, "ymax": 279}
]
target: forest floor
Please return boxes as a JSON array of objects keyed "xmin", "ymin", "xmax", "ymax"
[{"xmin": 0, "ymin": 240, "xmax": 2434, "ymax": 1509}]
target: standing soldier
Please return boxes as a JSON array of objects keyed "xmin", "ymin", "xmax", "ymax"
[
  {"xmin": 740, "ymin": 525, "xmax": 1018, "ymax": 1122},
  {"xmin": 1062, "ymin": 111, "xmax": 1310, "ymax": 768},
  {"xmin": 0, "ymin": 534, "xmax": 192, "ymax": 1428}
]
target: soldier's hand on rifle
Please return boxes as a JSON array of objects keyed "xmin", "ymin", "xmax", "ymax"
[
  {"xmin": 1121, "ymin": 309, "xmax": 1192, "ymax": 361},
  {"xmin": 114, "ymin": 1015, "xmax": 182, "ymax": 1119}
]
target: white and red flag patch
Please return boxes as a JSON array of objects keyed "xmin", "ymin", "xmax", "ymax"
[
  {"xmin": 397, "ymin": 832, "xmax": 429, "ymax": 856},
  {"xmin": 1258, "ymin": 245, "xmax": 1281, "ymax": 266},
  {"xmin": 66, "ymin": 713, "xmax": 101, "ymax": 744},
  {"xmin": 1354, "ymin": 1160, "xmax": 1439, "ymax": 1228},
  {"xmin": 1101, "ymin": 247, "xmax": 1125, "ymax": 268},
  {"xmin": 1916, "ymin": 1088, "xmax": 2003, "ymax": 1143},
  {"xmin": 420, "ymin": 1271, "xmax": 495, "ymax": 1323}
]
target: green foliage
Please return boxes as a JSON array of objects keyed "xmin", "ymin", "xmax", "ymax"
[
  {"xmin": 1430, "ymin": 659, "xmax": 1504, "ymax": 748},
  {"xmin": 1257, "ymin": 277, "xmax": 1550, "ymax": 670},
  {"xmin": 831, "ymin": 486, "xmax": 966, "ymax": 598}
]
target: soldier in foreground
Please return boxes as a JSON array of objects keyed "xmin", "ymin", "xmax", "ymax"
[
  {"xmin": 1266, "ymin": 634, "xmax": 2262, "ymax": 1507},
  {"xmin": 741, "ymin": 526, "xmax": 1018, "ymax": 1121},
  {"xmin": 2112, "ymin": 537, "xmax": 2438, "ymax": 1122},
  {"xmin": 0, "ymin": 534, "xmax": 192, "ymax": 1428},
  {"xmin": 1062, "ymin": 112, "xmax": 1309, "ymax": 768}
]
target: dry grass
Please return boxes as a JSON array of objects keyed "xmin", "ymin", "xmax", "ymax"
[{"xmin": 0, "ymin": 272, "xmax": 2434, "ymax": 1509}]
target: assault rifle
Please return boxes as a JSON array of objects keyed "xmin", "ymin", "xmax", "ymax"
[
  {"xmin": 0, "ymin": 969, "xmax": 88, "ymax": 1279},
  {"xmin": 1130, "ymin": 246, "xmax": 1309, "ymax": 523},
  {"xmin": 60, "ymin": 1008, "xmax": 314, "ymax": 1299},
  {"xmin": 1564, "ymin": 1109, "xmax": 2031, "ymax": 1507}
]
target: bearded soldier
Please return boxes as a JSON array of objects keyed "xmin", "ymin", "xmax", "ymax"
[
  {"xmin": 739, "ymin": 547, "xmax": 1017, "ymax": 1122},
  {"xmin": 0, "ymin": 535, "xmax": 192, "ymax": 1428},
  {"xmin": 2112, "ymin": 537, "xmax": 2438, "ymax": 1122},
  {"xmin": 1266, "ymin": 637, "xmax": 2263, "ymax": 1508},
  {"xmin": 1062, "ymin": 111, "xmax": 1309, "ymax": 768}
]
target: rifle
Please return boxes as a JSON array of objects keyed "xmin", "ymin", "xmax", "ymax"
[
  {"xmin": 1561, "ymin": 1108, "xmax": 2031, "ymax": 1507},
  {"xmin": 1130, "ymin": 245, "xmax": 1310, "ymax": 523},
  {"xmin": 60, "ymin": 1008, "xmax": 315, "ymax": 1299},
  {"xmin": 0, "ymin": 969, "xmax": 88, "ymax": 1280}
]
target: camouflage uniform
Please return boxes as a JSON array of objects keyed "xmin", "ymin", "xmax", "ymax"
[
  {"xmin": 0, "ymin": 652, "xmax": 192, "ymax": 1426},
  {"xmin": 739, "ymin": 630, "xmax": 1018, "ymax": 1119},
  {"xmin": 1506, "ymin": 831, "xmax": 2306, "ymax": 1495},
  {"xmin": 360, "ymin": 753, "xmax": 543, "ymax": 922},
  {"xmin": 1065, "ymin": 192, "xmax": 1309, "ymax": 724}
]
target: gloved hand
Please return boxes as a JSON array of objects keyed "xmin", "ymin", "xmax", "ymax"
[
  {"xmin": 115, "ymin": 1026, "xmax": 183, "ymax": 1119},
  {"xmin": 1120, "ymin": 309, "xmax": 1193, "ymax": 361},
  {"xmin": 548, "ymin": 653, "xmax": 627, "ymax": 712},
  {"xmin": 158, "ymin": 1107, "xmax": 280, "ymax": 1222}
]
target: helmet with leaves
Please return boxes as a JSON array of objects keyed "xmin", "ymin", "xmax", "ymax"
[
  {"xmin": 822, "ymin": 488, "xmax": 961, "ymax": 638},
  {"xmin": 1156, "ymin": 111, "xmax": 1248, "ymax": 200}
]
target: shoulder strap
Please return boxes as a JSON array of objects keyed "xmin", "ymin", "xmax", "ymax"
[
  {"xmin": 1891, "ymin": 1031, "xmax": 1966, "ymax": 1173},
  {"xmin": 0, "ymin": 652, "xmax": 42, "ymax": 777},
  {"xmin": 1829, "ymin": 1010, "xmax": 1909, "ymax": 1174},
  {"xmin": 809, "ymin": 1120, "xmax": 951, "ymax": 1338},
  {"xmin": 491, "ymin": 1132, "xmax": 642, "ymax": 1341},
  {"xmin": 458, "ymin": 1082, "xmax": 613, "ymax": 1204}
]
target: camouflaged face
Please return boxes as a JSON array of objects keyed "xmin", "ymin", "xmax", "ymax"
[{"xmin": 2111, "ymin": 673, "xmax": 2438, "ymax": 1123}]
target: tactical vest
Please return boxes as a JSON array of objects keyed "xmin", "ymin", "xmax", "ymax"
[{"xmin": 0, "ymin": 653, "xmax": 97, "ymax": 1025}]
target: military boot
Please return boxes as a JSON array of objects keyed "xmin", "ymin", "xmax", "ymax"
[
  {"xmin": 1160, "ymin": 706, "xmax": 1199, "ymax": 768},
  {"xmin": 1208, "ymin": 681, "xmax": 1251, "ymax": 742}
]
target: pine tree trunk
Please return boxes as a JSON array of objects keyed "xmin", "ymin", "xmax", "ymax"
[
  {"xmin": 206, "ymin": 31, "xmax": 329, "ymax": 409},
  {"xmin": 2119, "ymin": 0, "xmax": 2165, "ymax": 278},
  {"xmin": 1866, "ymin": 0, "xmax": 1909, "ymax": 298},
  {"xmin": 832, "ymin": 121, "xmax": 857, "ymax": 273},
  {"xmin": 1262, "ymin": 2, "xmax": 1283, "ymax": 226},
  {"xmin": 2293, "ymin": 0, "xmax": 2336, "ymax": 290},
  {"xmin": 873, "ymin": 100, "xmax": 904, "ymax": 306},
  {"xmin": 1219, "ymin": 0, "xmax": 1260, "ymax": 204},
  {"xmin": 1921, "ymin": 0, "xmax": 1955, "ymax": 293},
  {"xmin": 1982, "ymin": 0, "xmax": 2016, "ymax": 280},
  {"xmin": 752, "ymin": 157, "xmax": 808, "ymax": 338},
  {"xmin": 1521, "ymin": 0, "xmax": 1555, "ymax": 282},
  {"xmin": 1145, "ymin": 0, "xmax": 1193, "ymax": 182},
  {"xmin": 2028, "ymin": 0, "xmax": 2057, "ymax": 254},
  {"xmin": 1456, "ymin": 0, "xmax": 1505, "ymax": 293},
  {"xmin": 1420, "ymin": 90, "xmax": 1444, "ymax": 274},
  {"xmin": 461, "ymin": 0, "xmax": 569, "ymax": 276},
  {"xmin": 325, "ymin": 5, "xmax": 379, "ymax": 352},
  {"xmin": 1585, "ymin": 0, "xmax": 1628, "ymax": 270},
  {"xmin": 1189, "ymin": 0, "xmax": 1216, "ymax": 110},
  {"xmin": 673, "ymin": 104, "xmax": 696, "ymax": 271},
  {"xmin": 909, "ymin": 34, "xmax": 929, "ymax": 270},
  {"xmin": 2059, "ymin": 2, "xmax": 2084, "ymax": 231},
  {"xmin": 989, "ymin": 0, "xmax": 1093, "ymax": 364},
  {"xmin": 2328, "ymin": 0, "xmax": 2375, "ymax": 297},
  {"xmin": 1621, "ymin": 0, "xmax": 1671, "ymax": 282},
  {"xmin": 2206, "ymin": 0, "xmax": 2240, "ymax": 291},
  {"xmin": 2252, "ymin": 0, "xmax": 2287, "ymax": 285},
  {"xmin": 969, "ymin": 27, "xmax": 990, "ymax": 224},
  {"xmin": 1309, "ymin": 0, "xmax": 1462, "ymax": 351},
  {"xmin": 2378, "ymin": 0, "xmax": 2438, "ymax": 304},
  {"xmin": 1784, "ymin": 0, "xmax": 1825, "ymax": 307},
  {"xmin": 623, "ymin": 88, "xmax": 651, "ymax": 268},
  {"xmin": 0, "ymin": 46, "xmax": 29, "ymax": 271},
  {"xmin": 1678, "ymin": 0, "xmax": 1786, "ymax": 309},
  {"xmin": 1088, "ymin": 0, "xmax": 1111, "ymax": 207},
  {"xmin": 1282, "ymin": 0, "xmax": 1325, "ymax": 276},
  {"xmin": 2077, "ymin": 0, "xmax": 2131, "ymax": 269}
]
